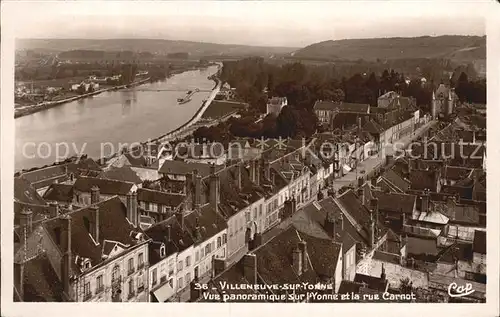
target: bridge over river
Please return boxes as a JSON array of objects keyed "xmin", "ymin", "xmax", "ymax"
[{"xmin": 123, "ymin": 88, "xmax": 212, "ymax": 93}]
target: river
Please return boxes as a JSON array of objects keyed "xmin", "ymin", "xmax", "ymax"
[{"xmin": 15, "ymin": 65, "xmax": 219, "ymax": 171}]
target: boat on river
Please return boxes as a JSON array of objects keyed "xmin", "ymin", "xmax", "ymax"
[{"xmin": 177, "ymin": 88, "xmax": 200, "ymax": 104}]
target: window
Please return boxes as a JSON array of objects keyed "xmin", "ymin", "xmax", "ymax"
[
  {"xmin": 128, "ymin": 258, "xmax": 134, "ymax": 275},
  {"xmin": 84, "ymin": 281, "xmax": 91, "ymax": 299},
  {"xmin": 112, "ymin": 265, "xmax": 120, "ymax": 283},
  {"xmin": 222, "ymin": 233, "xmax": 227, "ymax": 244},
  {"xmin": 212, "ymin": 241, "xmax": 215, "ymax": 251},
  {"xmin": 145, "ymin": 202, "xmax": 150, "ymax": 210},
  {"xmin": 259, "ymin": 205, "xmax": 262, "ymax": 216},
  {"xmin": 177, "ymin": 260, "xmax": 183, "ymax": 271},
  {"xmin": 217, "ymin": 236, "xmax": 222, "ymax": 248},
  {"xmin": 96, "ymin": 275, "xmax": 104, "ymax": 293},
  {"xmin": 186, "ymin": 273, "xmax": 191, "ymax": 284},
  {"xmin": 186, "ymin": 256, "xmax": 191, "ymax": 267},
  {"xmin": 138, "ymin": 253, "xmax": 144, "ymax": 269},
  {"xmin": 205, "ymin": 243, "xmax": 211, "ymax": 255},
  {"xmin": 195, "ymin": 251, "xmax": 200, "ymax": 262},
  {"xmin": 178, "ymin": 277, "xmax": 184, "ymax": 289},
  {"xmin": 137, "ymin": 273, "xmax": 144, "ymax": 292},
  {"xmin": 152, "ymin": 268, "xmax": 158, "ymax": 286},
  {"xmin": 128, "ymin": 279, "xmax": 134, "ymax": 297},
  {"xmin": 201, "ymin": 247, "xmax": 205, "ymax": 258},
  {"xmin": 245, "ymin": 211, "xmax": 250, "ymax": 222},
  {"xmin": 253, "ymin": 208, "xmax": 257, "ymax": 219}
]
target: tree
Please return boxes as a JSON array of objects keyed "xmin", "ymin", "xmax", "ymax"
[
  {"xmin": 276, "ymin": 106, "xmax": 297, "ymax": 138},
  {"xmin": 455, "ymin": 72, "xmax": 469, "ymax": 102},
  {"xmin": 77, "ymin": 84, "xmax": 86, "ymax": 95},
  {"xmin": 399, "ymin": 277, "xmax": 413, "ymax": 294}
]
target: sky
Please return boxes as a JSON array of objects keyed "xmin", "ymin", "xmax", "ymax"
[{"xmin": 3, "ymin": 1, "xmax": 489, "ymax": 48}]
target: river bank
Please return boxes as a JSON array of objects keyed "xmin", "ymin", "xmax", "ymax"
[
  {"xmin": 14, "ymin": 64, "xmax": 216, "ymax": 119},
  {"xmin": 16, "ymin": 63, "xmax": 222, "ymax": 172},
  {"xmin": 14, "ymin": 77, "xmax": 151, "ymax": 119}
]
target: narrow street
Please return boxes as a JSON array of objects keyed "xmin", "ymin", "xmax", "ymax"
[{"xmin": 329, "ymin": 120, "xmax": 437, "ymax": 192}]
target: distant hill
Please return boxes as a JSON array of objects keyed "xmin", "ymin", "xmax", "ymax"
[
  {"xmin": 293, "ymin": 35, "xmax": 486, "ymax": 62},
  {"xmin": 16, "ymin": 38, "xmax": 297, "ymax": 58}
]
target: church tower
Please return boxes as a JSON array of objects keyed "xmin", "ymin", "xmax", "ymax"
[{"xmin": 431, "ymin": 91, "xmax": 437, "ymax": 119}]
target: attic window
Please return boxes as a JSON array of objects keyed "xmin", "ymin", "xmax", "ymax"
[{"xmin": 160, "ymin": 245, "xmax": 166, "ymax": 258}]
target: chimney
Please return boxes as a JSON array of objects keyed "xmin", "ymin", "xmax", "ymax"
[
  {"xmin": 175, "ymin": 207, "xmax": 185, "ymax": 230},
  {"xmin": 236, "ymin": 164, "xmax": 242, "ymax": 190},
  {"xmin": 370, "ymin": 212, "xmax": 376, "ymax": 248},
  {"xmin": 166, "ymin": 225, "xmax": 171, "ymax": 243},
  {"xmin": 324, "ymin": 212, "xmax": 336, "ymax": 237},
  {"xmin": 19, "ymin": 208, "xmax": 33, "ymax": 240},
  {"xmin": 14, "ymin": 262, "xmax": 24, "ymax": 300},
  {"xmin": 357, "ymin": 187, "xmax": 365, "ymax": 206},
  {"xmin": 381, "ymin": 263, "xmax": 386, "ymax": 280},
  {"xmin": 89, "ymin": 205, "xmax": 100, "ymax": 243},
  {"xmin": 48, "ymin": 201, "xmax": 60, "ymax": 218},
  {"xmin": 192, "ymin": 169, "xmax": 202, "ymax": 209},
  {"xmin": 370, "ymin": 198, "xmax": 379, "ymax": 221},
  {"xmin": 292, "ymin": 246, "xmax": 303, "ymax": 276},
  {"xmin": 420, "ymin": 193, "xmax": 429, "ymax": 213},
  {"xmin": 126, "ymin": 191, "xmax": 138, "ymax": 227},
  {"xmin": 242, "ymin": 253, "xmax": 257, "ymax": 284},
  {"xmin": 298, "ymin": 240, "xmax": 308, "ymax": 273},
  {"xmin": 262, "ymin": 158, "xmax": 270, "ymax": 181},
  {"xmin": 60, "ymin": 214, "xmax": 72, "ymax": 297},
  {"xmin": 357, "ymin": 177, "xmax": 364, "ymax": 187},
  {"xmin": 209, "ymin": 164, "xmax": 220, "ymax": 211},
  {"xmin": 90, "ymin": 186, "xmax": 100, "ymax": 204}
]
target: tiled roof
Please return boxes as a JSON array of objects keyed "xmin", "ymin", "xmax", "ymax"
[
  {"xmin": 43, "ymin": 196, "xmax": 145, "ymax": 268},
  {"xmin": 314, "ymin": 100, "xmax": 370, "ymax": 113},
  {"xmin": 14, "ymin": 177, "xmax": 47, "ymax": 206},
  {"xmin": 176, "ymin": 143, "xmax": 225, "ymax": 159},
  {"xmin": 372, "ymin": 191, "xmax": 416, "ymax": 214},
  {"xmin": 100, "ymin": 165, "xmax": 143, "ymax": 184},
  {"xmin": 382, "ymin": 168, "xmax": 410, "ymax": 192},
  {"xmin": 20, "ymin": 253, "xmax": 65, "ymax": 302},
  {"xmin": 145, "ymin": 216, "xmax": 195, "ymax": 262},
  {"xmin": 159, "ymin": 160, "xmax": 221, "ymax": 177},
  {"xmin": 137, "ymin": 188, "xmax": 185, "ymax": 208},
  {"xmin": 472, "ymin": 230, "xmax": 486, "ymax": 254},
  {"xmin": 354, "ymin": 273, "xmax": 388, "ymax": 291},
  {"xmin": 65, "ymin": 157, "xmax": 102, "ymax": 175},
  {"xmin": 406, "ymin": 236, "xmax": 438, "ymax": 256},
  {"xmin": 443, "ymin": 166, "xmax": 473, "ymax": 181},
  {"xmin": 19, "ymin": 165, "xmax": 67, "ymax": 189},
  {"xmin": 43, "ymin": 183, "xmax": 74, "ymax": 203},
  {"xmin": 74, "ymin": 176, "xmax": 135, "ymax": 196},
  {"xmin": 184, "ymin": 203, "xmax": 227, "ymax": 243},
  {"xmin": 363, "ymin": 119, "xmax": 385, "ymax": 134},
  {"xmin": 409, "ymin": 169, "xmax": 439, "ymax": 192}
]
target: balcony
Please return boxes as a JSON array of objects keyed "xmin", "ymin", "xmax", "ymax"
[
  {"xmin": 111, "ymin": 276, "xmax": 122, "ymax": 291},
  {"xmin": 95, "ymin": 285, "xmax": 105, "ymax": 294},
  {"xmin": 83, "ymin": 292, "xmax": 92, "ymax": 301},
  {"xmin": 160, "ymin": 276, "xmax": 167, "ymax": 284},
  {"xmin": 128, "ymin": 268, "xmax": 135, "ymax": 276},
  {"xmin": 137, "ymin": 285, "xmax": 145, "ymax": 293}
]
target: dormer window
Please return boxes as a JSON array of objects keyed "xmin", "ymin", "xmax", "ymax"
[{"xmin": 160, "ymin": 244, "xmax": 166, "ymax": 258}]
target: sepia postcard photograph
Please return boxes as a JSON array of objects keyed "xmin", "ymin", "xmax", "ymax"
[{"xmin": 1, "ymin": 1, "xmax": 499, "ymax": 316}]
